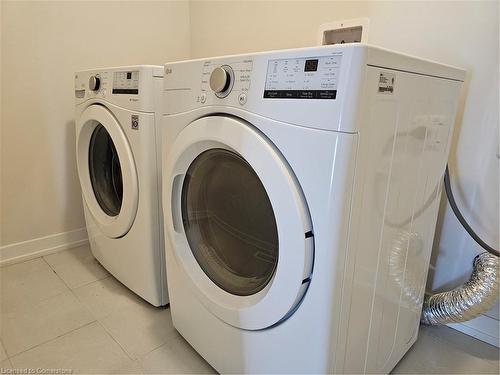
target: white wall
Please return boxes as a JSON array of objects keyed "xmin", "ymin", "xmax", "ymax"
[
  {"xmin": 190, "ymin": 0, "xmax": 499, "ymax": 342},
  {"xmin": 0, "ymin": 1, "xmax": 191, "ymax": 255}
]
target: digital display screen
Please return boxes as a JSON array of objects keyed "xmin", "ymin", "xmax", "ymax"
[
  {"xmin": 126, "ymin": 72, "xmax": 132, "ymax": 79},
  {"xmin": 304, "ymin": 59, "xmax": 319, "ymax": 72}
]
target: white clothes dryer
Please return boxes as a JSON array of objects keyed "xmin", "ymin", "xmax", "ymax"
[
  {"xmin": 162, "ymin": 45, "xmax": 465, "ymax": 373},
  {"xmin": 75, "ymin": 66, "xmax": 167, "ymax": 306}
]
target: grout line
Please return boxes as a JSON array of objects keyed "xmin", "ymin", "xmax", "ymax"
[
  {"xmin": 4, "ymin": 249, "xmax": 170, "ymax": 373},
  {"xmin": 68, "ymin": 275, "xmax": 110, "ymax": 291},
  {"xmin": 62, "ymin": 274, "xmax": 135, "ymax": 362},
  {"xmin": 2, "ymin": 264, "xmax": 72, "ymax": 326},
  {"xmin": 7, "ymin": 267, "xmax": 126, "ymax": 366},
  {"xmin": 0, "ymin": 358, "xmax": 12, "ymax": 368},
  {"xmin": 95, "ymin": 319, "xmax": 135, "ymax": 361},
  {"xmin": 70, "ymin": 275, "xmax": 114, "ymax": 319},
  {"xmin": 41, "ymin": 247, "xmax": 110, "ymax": 291},
  {"xmin": 8, "ymin": 321, "xmax": 97, "ymax": 362},
  {"xmin": 67, "ymin": 277, "xmax": 112, "ymax": 321},
  {"xmin": 136, "ymin": 332, "xmax": 180, "ymax": 363},
  {"xmin": 73, "ymin": 275, "xmax": 113, "ymax": 292},
  {"xmin": 41, "ymin": 256, "xmax": 73, "ymax": 291},
  {"xmin": 47, "ymin": 264, "xmax": 111, "ymax": 291},
  {"xmin": 135, "ymin": 358, "xmax": 146, "ymax": 374},
  {"xmin": 67, "ymin": 274, "xmax": 176, "ymax": 366},
  {"xmin": 40, "ymin": 252, "xmax": 114, "ymax": 328},
  {"xmin": 57, "ymin": 272, "xmax": 137, "ymax": 367},
  {"xmin": 3, "ymin": 253, "xmax": 99, "ymax": 359},
  {"xmin": 0, "ymin": 338, "xmax": 8, "ymax": 360}
]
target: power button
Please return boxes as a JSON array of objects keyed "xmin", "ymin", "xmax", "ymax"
[{"xmin": 238, "ymin": 93, "xmax": 247, "ymax": 105}]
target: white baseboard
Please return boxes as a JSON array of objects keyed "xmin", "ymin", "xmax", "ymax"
[
  {"xmin": 448, "ymin": 314, "xmax": 500, "ymax": 347},
  {"xmin": 0, "ymin": 228, "xmax": 89, "ymax": 266}
]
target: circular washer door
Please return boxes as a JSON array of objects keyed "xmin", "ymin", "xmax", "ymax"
[
  {"xmin": 76, "ymin": 105, "xmax": 138, "ymax": 238},
  {"xmin": 164, "ymin": 116, "xmax": 314, "ymax": 330},
  {"xmin": 182, "ymin": 148, "xmax": 279, "ymax": 297}
]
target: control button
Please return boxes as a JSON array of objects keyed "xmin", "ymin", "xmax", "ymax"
[
  {"xmin": 200, "ymin": 93, "xmax": 207, "ymax": 103},
  {"xmin": 263, "ymin": 90, "xmax": 279, "ymax": 98},
  {"xmin": 238, "ymin": 93, "xmax": 247, "ymax": 105},
  {"xmin": 89, "ymin": 75, "xmax": 100, "ymax": 91},
  {"xmin": 210, "ymin": 67, "xmax": 230, "ymax": 93}
]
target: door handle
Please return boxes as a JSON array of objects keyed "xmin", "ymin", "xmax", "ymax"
[{"xmin": 171, "ymin": 174, "xmax": 184, "ymax": 233}]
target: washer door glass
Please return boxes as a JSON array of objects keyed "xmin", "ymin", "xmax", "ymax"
[
  {"xmin": 182, "ymin": 148, "xmax": 278, "ymax": 296},
  {"xmin": 88, "ymin": 124, "xmax": 123, "ymax": 217}
]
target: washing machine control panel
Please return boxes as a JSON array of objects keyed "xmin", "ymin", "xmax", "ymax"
[
  {"xmin": 74, "ymin": 71, "xmax": 110, "ymax": 99},
  {"xmin": 112, "ymin": 70, "xmax": 140, "ymax": 95},
  {"xmin": 75, "ymin": 66, "xmax": 163, "ymax": 113},
  {"xmin": 263, "ymin": 55, "xmax": 341, "ymax": 99}
]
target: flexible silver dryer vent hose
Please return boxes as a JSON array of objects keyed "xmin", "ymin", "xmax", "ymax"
[{"xmin": 421, "ymin": 252, "xmax": 499, "ymax": 325}]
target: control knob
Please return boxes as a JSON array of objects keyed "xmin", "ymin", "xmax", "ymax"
[
  {"xmin": 89, "ymin": 75, "xmax": 101, "ymax": 91},
  {"xmin": 209, "ymin": 66, "xmax": 231, "ymax": 94}
]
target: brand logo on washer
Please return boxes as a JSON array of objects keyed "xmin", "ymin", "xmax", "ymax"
[
  {"xmin": 131, "ymin": 115, "xmax": 139, "ymax": 130},
  {"xmin": 165, "ymin": 68, "xmax": 172, "ymax": 75}
]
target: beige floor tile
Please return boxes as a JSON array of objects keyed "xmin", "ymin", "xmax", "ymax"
[
  {"xmin": 1, "ymin": 291, "xmax": 95, "ymax": 356},
  {"xmin": 140, "ymin": 336, "xmax": 216, "ymax": 374},
  {"xmin": 424, "ymin": 325, "xmax": 499, "ymax": 364},
  {"xmin": 1, "ymin": 359, "xmax": 12, "ymax": 369},
  {"xmin": 100, "ymin": 302, "xmax": 178, "ymax": 359},
  {"xmin": 0, "ymin": 340, "xmax": 7, "ymax": 361},
  {"xmin": 73, "ymin": 276, "xmax": 144, "ymax": 320},
  {"xmin": 110, "ymin": 359, "xmax": 144, "ymax": 374},
  {"xmin": 44, "ymin": 245, "xmax": 109, "ymax": 289},
  {"xmin": 392, "ymin": 327, "xmax": 499, "ymax": 374},
  {"xmin": 10, "ymin": 322, "xmax": 132, "ymax": 374},
  {"xmin": 0, "ymin": 258, "xmax": 68, "ymax": 314}
]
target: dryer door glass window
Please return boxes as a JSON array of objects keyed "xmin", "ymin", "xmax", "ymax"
[
  {"xmin": 88, "ymin": 124, "xmax": 123, "ymax": 217},
  {"xmin": 182, "ymin": 149, "xmax": 278, "ymax": 296}
]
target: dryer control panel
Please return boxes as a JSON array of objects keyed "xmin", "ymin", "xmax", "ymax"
[
  {"xmin": 163, "ymin": 45, "xmax": 362, "ymax": 131},
  {"xmin": 264, "ymin": 55, "xmax": 341, "ymax": 99}
]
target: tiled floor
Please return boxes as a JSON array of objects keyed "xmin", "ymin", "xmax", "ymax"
[
  {"xmin": 0, "ymin": 244, "xmax": 498, "ymax": 374},
  {"xmin": 0, "ymin": 245, "xmax": 213, "ymax": 374}
]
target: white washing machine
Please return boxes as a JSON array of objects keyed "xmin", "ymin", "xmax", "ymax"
[
  {"xmin": 75, "ymin": 66, "xmax": 167, "ymax": 306},
  {"xmin": 162, "ymin": 45, "xmax": 465, "ymax": 373}
]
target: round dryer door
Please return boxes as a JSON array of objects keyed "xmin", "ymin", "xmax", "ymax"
[
  {"xmin": 164, "ymin": 116, "xmax": 314, "ymax": 330},
  {"xmin": 76, "ymin": 105, "xmax": 138, "ymax": 238}
]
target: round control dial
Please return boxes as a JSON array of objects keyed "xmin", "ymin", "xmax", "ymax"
[
  {"xmin": 89, "ymin": 75, "xmax": 100, "ymax": 91},
  {"xmin": 209, "ymin": 66, "xmax": 233, "ymax": 97}
]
